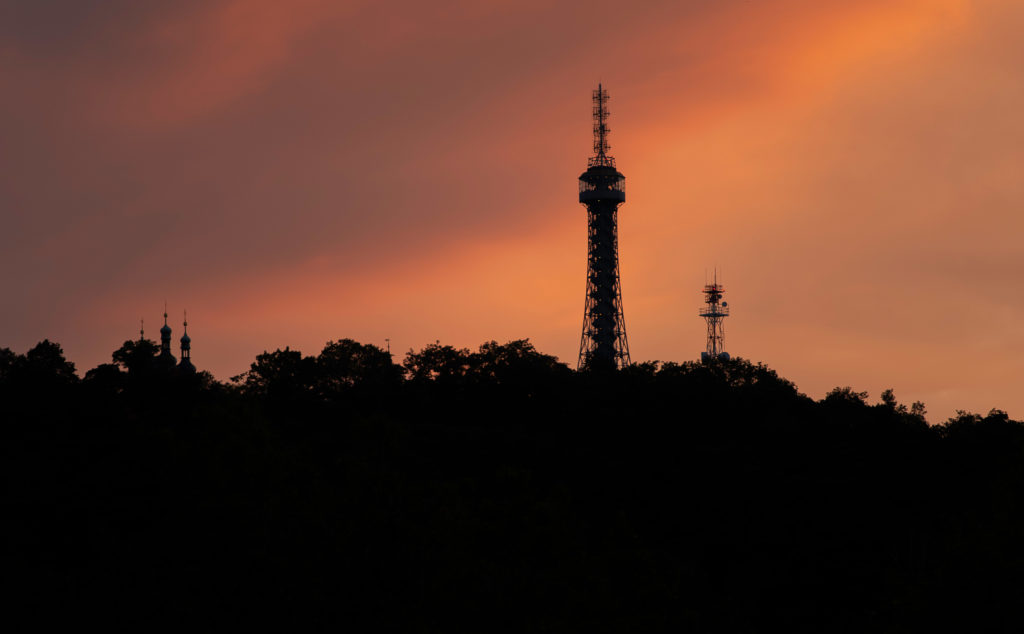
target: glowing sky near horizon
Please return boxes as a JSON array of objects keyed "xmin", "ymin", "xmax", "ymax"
[{"xmin": 2, "ymin": 0, "xmax": 1022, "ymax": 420}]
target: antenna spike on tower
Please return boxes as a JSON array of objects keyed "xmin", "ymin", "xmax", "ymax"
[{"xmin": 589, "ymin": 83, "xmax": 614, "ymax": 168}]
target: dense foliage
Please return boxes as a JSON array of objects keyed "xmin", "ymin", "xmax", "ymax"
[{"xmin": 4, "ymin": 338, "xmax": 1022, "ymax": 631}]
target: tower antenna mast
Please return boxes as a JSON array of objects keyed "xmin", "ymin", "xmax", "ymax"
[
  {"xmin": 699, "ymin": 271, "xmax": 730, "ymax": 362},
  {"xmin": 592, "ymin": 84, "xmax": 612, "ymax": 166}
]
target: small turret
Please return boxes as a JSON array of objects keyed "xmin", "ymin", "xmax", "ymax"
[
  {"xmin": 158, "ymin": 303, "xmax": 176, "ymax": 368},
  {"xmin": 178, "ymin": 311, "xmax": 196, "ymax": 374}
]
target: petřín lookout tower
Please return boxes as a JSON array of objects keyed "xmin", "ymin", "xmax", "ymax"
[{"xmin": 577, "ymin": 84, "xmax": 630, "ymax": 370}]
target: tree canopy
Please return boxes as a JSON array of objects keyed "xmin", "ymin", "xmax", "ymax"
[{"xmin": 3, "ymin": 335, "xmax": 1021, "ymax": 631}]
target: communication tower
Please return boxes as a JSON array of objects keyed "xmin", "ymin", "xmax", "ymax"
[
  {"xmin": 699, "ymin": 273, "xmax": 730, "ymax": 362},
  {"xmin": 578, "ymin": 84, "xmax": 630, "ymax": 370}
]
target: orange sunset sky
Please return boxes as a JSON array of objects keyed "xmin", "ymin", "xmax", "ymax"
[{"xmin": 2, "ymin": 0, "xmax": 1022, "ymax": 420}]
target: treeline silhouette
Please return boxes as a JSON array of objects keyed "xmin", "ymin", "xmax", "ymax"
[{"xmin": 4, "ymin": 338, "xmax": 1023, "ymax": 631}]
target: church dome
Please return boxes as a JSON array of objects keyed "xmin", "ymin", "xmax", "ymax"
[
  {"xmin": 160, "ymin": 323, "xmax": 172, "ymax": 335},
  {"xmin": 180, "ymin": 333, "xmax": 191, "ymax": 345}
]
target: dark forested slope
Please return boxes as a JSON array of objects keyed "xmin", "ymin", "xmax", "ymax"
[{"xmin": 3, "ymin": 339, "xmax": 1022, "ymax": 631}]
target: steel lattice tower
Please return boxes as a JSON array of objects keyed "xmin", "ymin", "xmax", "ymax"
[
  {"xmin": 578, "ymin": 84, "xmax": 630, "ymax": 370},
  {"xmin": 699, "ymin": 273, "xmax": 730, "ymax": 362}
]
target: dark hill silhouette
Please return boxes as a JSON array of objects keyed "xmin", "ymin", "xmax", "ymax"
[{"xmin": 2, "ymin": 337, "xmax": 1022, "ymax": 631}]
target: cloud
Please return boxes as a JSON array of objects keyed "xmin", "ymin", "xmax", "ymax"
[{"xmin": 1, "ymin": 0, "xmax": 1020, "ymax": 420}]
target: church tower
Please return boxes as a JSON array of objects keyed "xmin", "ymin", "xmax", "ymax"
[
  {"xmin": 158, "ymin": 304, "xmax": 176, "ymax": 368},
  {"xmin": 178, "ymin": 311, "xmax": 196, "ymax": 374}
]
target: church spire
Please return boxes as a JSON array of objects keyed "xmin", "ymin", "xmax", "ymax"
[
  {"xmin": 158, "ymin": 301, "xmax": 175, "ymax": 366},
  {"xmin": 178, "ymin": 310, "xmax": 195, "ymax": 374}
]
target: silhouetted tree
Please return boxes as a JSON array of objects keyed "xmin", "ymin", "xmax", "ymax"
[
  {"xmin": 823, "ymin": 385, "xmax": 870, "ymax": 406},
  {"xmin": 6, "ymin": 340, "xmax": 80, "ymax": 391},
  {"xmin": 879, "ymin": 387, "xmax": 929, "ymax": 428},
  {"xmin": 620, "ymin": 360, "xmax": 659, "ymax": 379},
  {"xmin": 403, "ymin": 342, "xmax": 473, "ymax": 384},
  {"xmin": 470, "ymin": 339, "xmax": 570, "ymax": 384},
  {"xmin": 880, "ymin": 387, "xmax": 903, "ymax": 411},
  {"xmin": 236, "ymin": 347, "xmax": 317, "ymax": 402},
  {"xmin": 316, "ymin": 339, "xmax": 402, "ymax": 401},
  {"xmin": 0, "ymin": 346, "xmax": 17, "ymax": 384},
  {"xmin": 83, "ymin": 362, "xmax": 125, "ymax": 393},
  {"xmin": 112, "ymin": 338, "xmax": 160, "ymax": 375},
  {"xmin": 939, "ymin": 408, "xmax": 1020, "ymax": 441},
  {"xmin": 26, "ymin": 340, "xmax": 77, "ymax": 380},
  {"xmin": 910, "ymin": 400, "xmax": 927, "ymax": 419}
]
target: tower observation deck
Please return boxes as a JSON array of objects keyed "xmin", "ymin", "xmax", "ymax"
[{"xmin": 578, "ymin": 84, "xmax": 630, "ymax": 370}]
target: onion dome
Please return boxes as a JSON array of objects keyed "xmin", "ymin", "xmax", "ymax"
[{"xmin": 178, "ymin": 310, "xmax": 195, "ymax": 374}]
